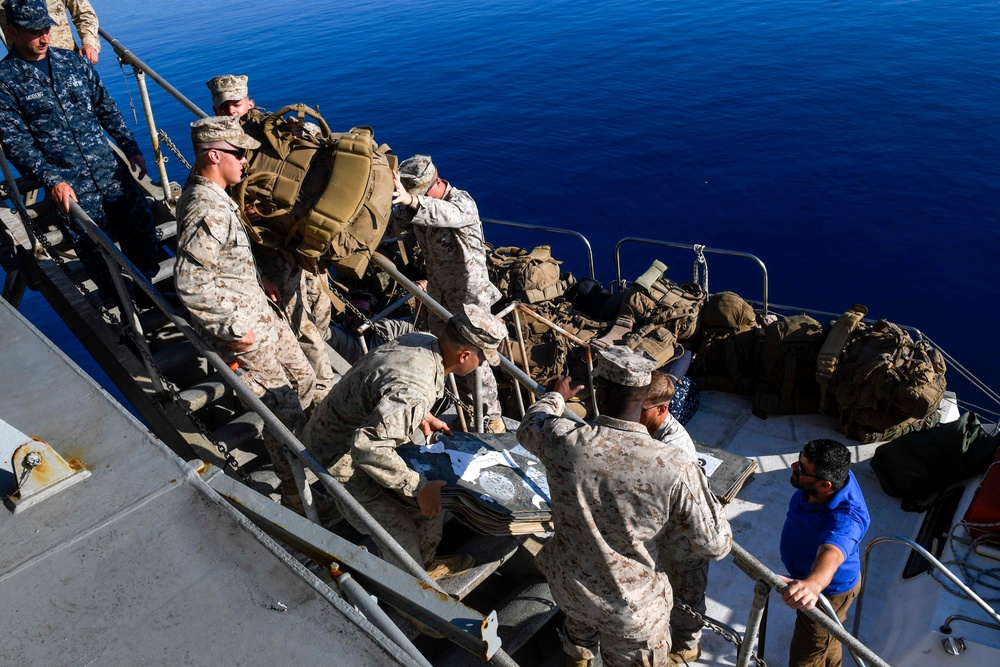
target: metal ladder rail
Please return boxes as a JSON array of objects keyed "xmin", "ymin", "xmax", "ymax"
[
  {"xmin": 730, "ymin": 541, "xmax": 891, "ymax": 667},
  {"xmin": 482, "ymin": 218, "xmax": 596, "ymax": 280},
  {"xmin": 853, "ymin": 535, "xmax": 1000, "ymax": 637},
  {"xmin": 613, "ymin": 237, "xmax": 770, "ymax": 314},
  {"xmin": 60, "ymin": 208, "xmax": 519, "ymax": 664}
]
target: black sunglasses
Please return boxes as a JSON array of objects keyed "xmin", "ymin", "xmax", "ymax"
[{"xmin": 206, "ymin": 146, "xmax": 248, "ymax": 160}]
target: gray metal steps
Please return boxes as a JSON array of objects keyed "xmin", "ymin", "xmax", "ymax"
[
  {"xmin": 178, "ymin": 372, "xmax": 232, "ymax": 412},
  {"xmin": 435, "ymin": 579, "xmax": 559, "ymax": 666},
  {"xmin": 212, "ymin": 410, "xmax": 265, "ymax": 452},
  {"xmin": 151, "ymin": 340, "xmax": 198, "ymax": 373},
  {"xmin": 438, "ymin": 534, "xmax": 522, "ymax": 601}
]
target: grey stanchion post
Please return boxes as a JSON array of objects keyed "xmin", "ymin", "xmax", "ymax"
[
  {"xmin": 132, "ymin": 68, "xmax": 174, "ymax": 204},
  {"xmin": 736, "ymin": 580, "xmax": 771, "ymax": 667}
]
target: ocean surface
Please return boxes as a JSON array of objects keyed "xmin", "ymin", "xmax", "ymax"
[{"xmin": 3, "ymin": 0, "xmax": 999, "ymax": 408}]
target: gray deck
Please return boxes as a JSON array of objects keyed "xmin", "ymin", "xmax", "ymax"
[{"xmin": 0, "ymin": 299, "xmax": 416, "ymax": 666}]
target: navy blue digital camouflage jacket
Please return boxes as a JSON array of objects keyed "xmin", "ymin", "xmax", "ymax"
[{"xmin": 0, "ymin": 47, "xmax": 142, "ymax": 195}]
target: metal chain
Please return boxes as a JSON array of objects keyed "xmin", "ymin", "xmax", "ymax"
[
  {"xmin": 21, "ymin": 211, "xmax": 248, "ymax": 479},
  {"xmin": 158, "ymin": 129, "xmax": 192, "ymax": 170},
  {"xmin": 674, "ymin": 602, "xmax": 768, "ymax": 667}
]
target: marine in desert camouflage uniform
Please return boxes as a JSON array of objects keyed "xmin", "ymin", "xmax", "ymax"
[
  {"xmin": 0, "ymin": 0, "xmax": 158, "ymax": 298},
  {"xmin": 640, "ymin": 371, "xmax": 717, "ymax": 664},
  {"xmin": 517, "ymin": 347, "xmax": 732, "ymax": 667},
  {"xmin": 392, "ymin": 155, "xmax": 505, "ymax": 433},
  {"xmin": 206, "ymin": 74, "xmax": 335, "ymax": 399},
  {"xmin": 174, "ymin": 115, "xmax": 316, "ymax": 506},
  {"xmin": 1, "ymin": 0, "xmax": 100, "ymax": 62},
  {"xmin": 303, "ymin": 304, "xmax": 506, "ymax": 578}
]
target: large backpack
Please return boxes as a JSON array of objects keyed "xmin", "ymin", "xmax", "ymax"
[
  {"xmin": 831, "ymin": 320, "xmax": 948, "ymax": 443},
  {"xmin": 488, "ymin": 245, "xmax": 575, "ymax": 306},
  {"xmin": 233, "ymin": 104, "xmax": 396, "ymax": 280},
  {"xmin": 751, "ymin": 315, "xmax": 826, "ymax": 417},
  {"xmin": 619, "ymin": 260, "xmax": 706, "ymax": 341},
  {"xmin": 689, "ymin": 292, "xmax": 761, "ymax": 395}
]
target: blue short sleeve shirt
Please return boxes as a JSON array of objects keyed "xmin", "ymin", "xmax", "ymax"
[{"xmin": 780, "ymin": 471, "xmax": 871, "ymax": 594}]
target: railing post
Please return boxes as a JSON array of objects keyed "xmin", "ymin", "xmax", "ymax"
[
  {"xmin": 131, "ymin": 67, "xmax": 174, "ymax": 205},
  {"xmin": 736, "ymin": 579, "xmax": 771, "ymax": 667}
]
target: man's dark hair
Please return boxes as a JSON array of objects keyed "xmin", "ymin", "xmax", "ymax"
[
  {"xmin": 443, "ymin": 320, "xmax": 476, "ymax": 351},
  {"xmin": 802, "ymin": 439, "xmax": 851, "ymax": 491},
  {"xmin": 346, "ymin": 288, "xmax": 376, "ymax": 306}
]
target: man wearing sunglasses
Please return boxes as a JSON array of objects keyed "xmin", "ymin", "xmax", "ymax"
[
  {"xmin": 203, "ymin": 73, "xmax": 336, "ymax": 401},
  {"xmin": 779, "ymin": 439, "xmax": 870, "ymax": 667},
  {"xmin": 174, "ymin": 115, "xmax": 318, "ymax": 513}
]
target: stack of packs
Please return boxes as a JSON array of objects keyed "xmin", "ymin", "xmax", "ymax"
[{"xmin": 397, "ymin": 432, "xmax": 553, "ymax": 536}]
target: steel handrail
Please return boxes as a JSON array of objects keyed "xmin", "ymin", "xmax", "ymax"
[
  {"xmin": 99, "ymin": 28, "xmax": 208, "ymax": 119},
  {"xmin": 481, "ymin": 218, "xmax": 596, "ymax": 280},
  {"xmin": 729, "ymin": 541, "xmax": 891, "ymax": 667},
  {"xmin": 853, "ymin": 535, "xmax": 1000, "ymax": 638},
  {"xmin": 613, "ymin": 237, "xmax": 769, "ymax": 313},
  {"xmin": 57, "ymin": 199, "xmax": 443, "ymax": 595}
]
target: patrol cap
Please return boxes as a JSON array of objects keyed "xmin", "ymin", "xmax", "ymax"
[
  {"xmin": 398, "ymin": 154, "xmax": 437, "ymax": 195},
  {"xmin": 190, "ymin": 115, "xmax": 261, "ymax": 150},
  {"xmin": 593, "ymin": 345, "xmax": 657, "ymax": 387},
  {"xmin": 206, "ymin": 74, "xmax": 249, "ymax": 108},
  {"xmin": 451, "ymin": 303, "xmax": 507, "ymax": 367},
  {"xmin": 4, "ymin": 0, "xmax": 57, "ymax": 30}
]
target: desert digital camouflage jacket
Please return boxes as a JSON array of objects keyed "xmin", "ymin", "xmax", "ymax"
[
  {"xmin": 174, "ymin": 176, "xmax": 268, "ymax": 343},
  {"xmin": 0, "ymin": 47, "xmax": 140, "ymax": 194},
  {"xmin": 303, "ymin": 333, "xmax": 445, "ymax": 498},
  {"xmin": 517, "ymin": 391, "xmax": 732, "ymax": 632},
  {"xmin": 394, "ymin": 183, "xmax": 501, "ymax": 311}
]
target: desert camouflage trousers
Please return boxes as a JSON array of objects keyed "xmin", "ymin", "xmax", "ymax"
[
  {"xmin": 255, "ymin": 249, "xmax": 336, "ymax": 400},
  {"xmin": 562, "ymin": 609, "xmax": 672, "ymax": 667},
  {"xmin": 665, "ymin": 559, "xmax": 710, "ymax": 652},
  {"xmin": 225, "ymin": 305, "xmax": 316, "ymax": 495},
  {"xmin": 333, "ymin": 467, "xmax": 443, "ymax": 567},
  {"xmin": 62, "ymin": 176, "xmax": 159, "ymax": 297}
]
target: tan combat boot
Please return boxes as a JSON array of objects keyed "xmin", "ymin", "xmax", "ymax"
[
  {"xmin": 486, "ymin": 417, "xmax": 507, "ymax": 433},
  {"xmin": 425, "ymin": 553, "xmax": 475, "ymax": 580},
  {"xmin": 670, "ymin": 645, "xmax": 701, "ymax": 664}
]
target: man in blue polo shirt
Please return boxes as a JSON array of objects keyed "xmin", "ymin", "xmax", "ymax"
[{"xmin": 779, "ymin": 438, "xmax": 870, "ymax": 667}]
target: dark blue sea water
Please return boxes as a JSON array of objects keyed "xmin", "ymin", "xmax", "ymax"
[{"xmin": 4, "ymin": 0, "xmax": 1000, "ymax": 404}]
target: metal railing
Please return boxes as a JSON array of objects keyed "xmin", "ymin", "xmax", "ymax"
[
  {"xmin": 729, "ymin": 541, "xmax": 890, "ymax": 667},
  {"xmin": 854, "ymin": 535, "xmax": 1000, "ymax": 637},
  {"xmin": 482, "ymin": 218, "xmax": 596, "ymax": 280},
  {"xmin": 613, "ymin": 237, "xmax": 770, "ymax": 313},
  {"xmin": 5, "ymin": 178, "xmax": 515, "ymax": 664}
]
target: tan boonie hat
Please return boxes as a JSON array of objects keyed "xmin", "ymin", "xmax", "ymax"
[
  {"xmin": 398, "ymin": 154, "xmax": 437, "ymax": 195},
  {"xmin": 594, "ymin": 345, "xmax": 657, "ymax": 387},
  {"xmin": 451, "ymin": 303, "xmax": 507, "ymax": 367},
  {"xmin": 190, "ymin": 115, "xmax": 261, "ymax": 150},
  {"xmin": 206, "ymin": 74, "xmax": 249, "ymax": 108}
]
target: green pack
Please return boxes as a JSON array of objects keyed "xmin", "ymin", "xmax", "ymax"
[
  {"xmin": 233, "ymin": 104, "xmax": 396, "ymax": 280},
  {"xmin": 619, "ymin": 261, "xmax": 707, "ymax": 341},
  {"xmin": 751, "ymin": 315, "xmax": 826, "ymax": 417},
  {"xmin": 831, "ymin": 320, "xmax": 948, "ymax": 443},
  {"xmin": 689, "ymin": 291, "xmax": 761, "ymax": 395},
  {"xmin": 488, "ymin": 245, "xmax": 575, "ymax": 305}
]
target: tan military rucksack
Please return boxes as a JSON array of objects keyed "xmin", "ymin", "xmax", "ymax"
[
  {"xmin": 233, "ymin": 104, "xmax": 396, "ymax": 280},
  {"xmin": 488, "ymin": 245, "xmax": 575, "ymax": 306}
]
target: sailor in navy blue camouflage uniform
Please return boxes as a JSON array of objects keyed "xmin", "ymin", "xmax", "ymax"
[{"xmin": 0, "ymin": 0, "xmax": 158, "ymax": 298}]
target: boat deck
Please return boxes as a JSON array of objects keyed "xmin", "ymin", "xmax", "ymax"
[
  {"xmin": 686, "ymin": 389, "xmax": 1000, "ymax": 666},
  {"xmin": 0, "ymin": 299, "xmax": 417, "ymax": 666}
]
